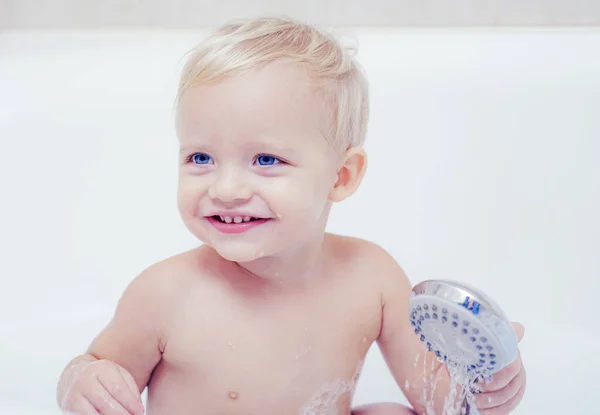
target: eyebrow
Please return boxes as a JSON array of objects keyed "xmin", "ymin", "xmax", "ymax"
[
  {"xmin": 244, "ymin": 136, "xmax": 303, "ymax": 153},
  {"xmin": 178, "ymin": 136, "xmax": 303, "ymax": 157},
  {"xmin": 179, "ymin": 146, "xmax": 199, "ymax": 154},
  {"xmin": 178, "ymin": 144, "xmax": 212, "ymax": 157}
]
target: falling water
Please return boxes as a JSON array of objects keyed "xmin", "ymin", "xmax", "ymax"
[{"xmin": 419, "ymin": 351, "xmax": 483, "ymax": 415}]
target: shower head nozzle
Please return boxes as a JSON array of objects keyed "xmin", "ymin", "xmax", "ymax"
[{"xmin": 409, "ymin": 279, "xmax": 518, "ymax": 383}]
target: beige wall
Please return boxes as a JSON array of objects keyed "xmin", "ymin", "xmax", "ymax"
[{"xmin": 1, "ymin": 0, "xmax": 599, "ymax": 31}]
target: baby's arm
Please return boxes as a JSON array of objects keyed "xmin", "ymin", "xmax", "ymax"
[
  {"xmin": 373, "ymin": 249, "xmax": 464, "ymax": 414},
  {"xmin": 57, "ymin": 263, "xmax": 178, "ymax": 413}
]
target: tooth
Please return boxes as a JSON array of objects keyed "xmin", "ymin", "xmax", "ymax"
[
  {"xmin": 219, "ymin": 215, "xmax": 225, "ymax": 222},
  {"xmin": 224, "ymin": 216, "xmax": 233, "ymax": 223},
  {"xmin": 233, "ymin": 216, "xmax": 242, "ymax": 223},
  {"xmin": 243, "ymin": 216, "xmax": 251, "ymax": 222}
]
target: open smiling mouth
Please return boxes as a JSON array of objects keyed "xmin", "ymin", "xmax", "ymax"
[
  {"xmin": 206, "ymin": 215, "xmax": 271, "ymax": 233},
  {"xmin": 210, "ymin": 215, "xmax": 264, "ymax": 223}
]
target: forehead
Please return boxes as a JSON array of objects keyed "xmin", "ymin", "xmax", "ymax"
[{"xmin": 176, "ymin": 62, "xmax": 332, "ymax": 149}]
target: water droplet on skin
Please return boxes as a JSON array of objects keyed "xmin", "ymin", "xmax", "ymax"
[
  {"xmin": 405, "ymin": 380, "xmax": 411, "ymax": 390},
  {"xmin": 228, "ymin": 341, "xmax": 235, "ymax": 349},
  {"xmin": 228, "ymin": 391, "xmax": 238, "ymax": 400},
  {"xmin": 362, "ymin": 336, "xmax": 367, "ymax": 343}
]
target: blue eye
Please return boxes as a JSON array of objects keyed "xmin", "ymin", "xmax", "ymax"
[
  {"xmin": 256, "ymin": 154, "xmax": 280, "ymax": 166},
  {"xmin": 191, "ymin": 153, "xmax": 212, "ymax": 165}
]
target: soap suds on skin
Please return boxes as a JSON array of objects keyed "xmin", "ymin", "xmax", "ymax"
[{"xmin": 299, "ymin": 360, "xmax": 364, "ymax": 415}]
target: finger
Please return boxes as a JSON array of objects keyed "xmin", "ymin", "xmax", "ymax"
[
  {"xmin": 116, "ymin": 365, "xmax": 143, "ymax": 405},
  {"xmin": 479, "ymin": 380, "xmax": 526, "ymax": 415},
  {"xmin": 83, "ymin": 381, "xmax": 131, "ymax": 415},
  {"xmin": 480, "ymin": 353, "xmax": 522, "ymax": 392},
  {"xmin": 475, "ymin": 366, "xmax": 526, "ymax": 409},
  {"xmin": 512, "ymin": 322, "xmax": 525, "ymax": 342},
  {"xmin": 62, "ymin": 395, "xmax": 100, "ymax": 415},
  {"xmin": 97, "ymin": 366, "xmax": 143, "ymax": 414}
]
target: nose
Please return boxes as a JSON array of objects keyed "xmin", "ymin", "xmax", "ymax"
[{"xmin": 208, "ymin": 166, "xmax": 252, "ymax": 204}]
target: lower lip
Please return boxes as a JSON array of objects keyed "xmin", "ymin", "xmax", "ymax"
[{"xmin": 206, "ymin": 217, "xmax": 270, "ymax": 234}]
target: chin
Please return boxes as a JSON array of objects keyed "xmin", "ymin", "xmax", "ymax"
[{"xmin": 211, "ymin": 242, "xmax": 270, "ymax": 263}]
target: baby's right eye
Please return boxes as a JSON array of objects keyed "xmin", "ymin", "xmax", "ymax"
[{"xmin": 188, "ymin": 153, "xmax": 213, "ymax": 165}]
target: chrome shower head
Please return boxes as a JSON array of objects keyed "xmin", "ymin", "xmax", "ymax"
[{"xmin": 409, "ymin": 279, "xmax": 518, "ymax": 383}]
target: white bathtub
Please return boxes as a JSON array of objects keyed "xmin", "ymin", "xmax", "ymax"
[{"xmin": 1, "ymin": 28, "xmax": 599, "ymax": 414}]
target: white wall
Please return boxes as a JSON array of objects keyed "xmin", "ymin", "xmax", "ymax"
[
  {"xmin": 0, "ymin": 28, "xmax": 599, "ymax": 414},
  {"xmin": 3, "ymin": 0, "xmax": 600, "ymax": 29}
]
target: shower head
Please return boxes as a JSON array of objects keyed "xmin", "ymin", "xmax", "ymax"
[{"xmin": 408, "ymin": 279, "xmax": 518, "ymax": 383}]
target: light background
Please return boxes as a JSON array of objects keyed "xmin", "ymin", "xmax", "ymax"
[
  {"xmin": 2, "ymin": 0, "xmax": 600, "ymax": 29},
  {"xmin": 1, "ymin": 11, "xmax": 599, "ymax": 415}
]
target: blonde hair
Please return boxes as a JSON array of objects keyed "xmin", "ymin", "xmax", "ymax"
[{"xmin": 175, "ymin": 16, "xmax": 369, "ymax": 153}]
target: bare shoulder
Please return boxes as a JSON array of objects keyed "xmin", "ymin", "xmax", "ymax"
[
  {"xmin": 122, "ymin": 245, "xmax": 212, "ymax": 309},
  {"xmin": 326, "ymin": 233, "xmax": 412, "ymax": 304},
  {"xmin": 326, "ymin": 232, "xmax": 402, "ymax": 271},
  {"xmin": 108, "ymin": 246, "xmax": 213, "ymax": 342}
]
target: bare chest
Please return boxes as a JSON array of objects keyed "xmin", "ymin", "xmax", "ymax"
[{"xmin": 146, "ymin": 278, "xmax": 381, "ymax": 414}]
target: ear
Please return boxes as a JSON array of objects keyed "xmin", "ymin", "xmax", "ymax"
[{"xmin": 329, "ymin": 147, "xmax": 368, "ymax": 202}]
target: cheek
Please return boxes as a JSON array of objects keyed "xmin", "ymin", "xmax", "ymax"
[
  {"xmin": 262, "ymin": 173, "xmax": 333, "ymax": 220},
  {"xmin": 177, "ymin": 177, "xmax": 205, "ymax": 217}
]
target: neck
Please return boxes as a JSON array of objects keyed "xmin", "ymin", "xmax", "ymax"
[{"xmin": 235, "ymin": 233, "xmax": 328, "ymax": 287}]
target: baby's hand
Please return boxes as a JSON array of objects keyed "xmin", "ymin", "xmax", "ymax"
[
  {"xmin": 60, "ymin": 359, "xmax": 145, "ymax": 415},
  {"xmin": 473, "ymin": 322, "xmax": 526, "ymax": 414}
]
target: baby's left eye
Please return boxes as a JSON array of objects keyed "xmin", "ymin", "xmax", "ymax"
[{"xmin": 255, "ymin": 154, "xmax": 281, "ymax": 166}]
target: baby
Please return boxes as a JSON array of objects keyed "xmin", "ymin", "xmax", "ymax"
[{"xmin": 56, "ymin": 17, "xmax": 526, "ymax": 415}]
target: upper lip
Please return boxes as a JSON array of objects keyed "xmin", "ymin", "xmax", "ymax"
[{"xmin": 206, "ymin": 212, "xmax": 269, "ymax": 219}]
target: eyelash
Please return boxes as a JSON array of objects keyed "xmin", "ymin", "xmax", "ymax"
[
  {"xmin": 184, "ymin": 153, "xmax": 286, "ymax": 166},
  {"xmin": 184, "ymin": 153, "xmax": 210, "ymax": 164},
  {"xmin": 255, "ymin": 153, "xmax": 284, "ymax": 166}
]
